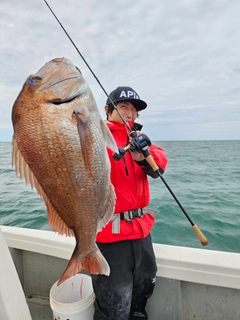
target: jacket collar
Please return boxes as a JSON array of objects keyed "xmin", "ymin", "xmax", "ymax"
[{"xmin": 106, "ymin": 120, "xmax": 143, "ymax": 132}]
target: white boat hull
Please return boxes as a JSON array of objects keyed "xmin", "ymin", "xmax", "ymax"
[{"xmin": 1, "ymin": 226, "xmax": 240, "ymax": 320}]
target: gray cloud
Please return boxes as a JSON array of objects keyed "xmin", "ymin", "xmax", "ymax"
[{"xmin": 0, "ymin": 0, "xmax": 240, "ymax": 141}]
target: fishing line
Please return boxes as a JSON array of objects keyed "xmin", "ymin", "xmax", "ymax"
[
  {"xmin": 43, "ymin": 0, "xmax": 209, "ymax": 246},
  {"xmin": 43, "ymin": 0, "xmax": 132, "ymax": 133}
]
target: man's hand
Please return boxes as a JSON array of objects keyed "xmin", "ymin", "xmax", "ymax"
[
  {"xmin": 130, "ymin": 131, "xmax": 146, "ymax": 161},
  {"xmin": 131, "ymin": 151, "xmax": 145, "ymax": 161}
]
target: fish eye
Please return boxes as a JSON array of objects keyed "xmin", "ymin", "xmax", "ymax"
[
  {"xmin": 34, "ymin": 76, "xmax": 42, "ymax": 80},
  {"xmin": 75, "ymin": 66, "xmax": 82, "ymax": 75},
  {"xmin": 28, "ymin": 75, "xmax": 42, "ymax": 85}
]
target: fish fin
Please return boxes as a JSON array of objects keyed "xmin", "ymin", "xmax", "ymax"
[
  {"xmin": 57, "ymin": 244, "xmax": 110, "ymax": 285},
  {"xmin": 12, "ymin": 136, "xmax": 36, "ymax": 187},
  {"xmin": 12, "ymin": 136, "xmax": 45, "ymax": 193},
  {"xmin": 46, "ymin": 199, "xmax": 74, "ymax": 237},
  {"xmin": 12, "ymin": 136, "xmax": 74, "ymax": 238},
  {"xmin": 74, "ymin": 106, "xmax": 94, "ymax": 176},
  {"xmin": 100, "ymin": 119, "xmax": 118, "ymax": 153},
  {"xmin": 82, "ymin": 246, "xmax": 110, "ymax": 275},
  {"xmin": 97, "ymin": 183, "xmax": 116, "ymax": 232}
]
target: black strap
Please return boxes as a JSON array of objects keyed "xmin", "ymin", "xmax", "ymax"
[{"xmin": 120, "ymin": 209, "xmax": 143, "ymax": 221}]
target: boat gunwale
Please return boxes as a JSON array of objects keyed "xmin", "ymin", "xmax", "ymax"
[{"xmin": 2, "ymin": 225, "xmax": 240, "ymax": 290}]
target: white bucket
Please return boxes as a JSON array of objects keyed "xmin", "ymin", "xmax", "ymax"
[{"xmin": 50, "ymin": 274, "xmax": 95, "ymax": 320}]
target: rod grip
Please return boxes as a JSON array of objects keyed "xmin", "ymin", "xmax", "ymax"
[
  {"xmin": 145, "ymin": 154, "xmax": 159, "ymax": 171},
  {"xmin": 143, "ymin": 150, "xmax": 210, "ymax": 247},
  {"xmin": 192, "ymin": 224, "xmax": 209, "ymax": 246}
]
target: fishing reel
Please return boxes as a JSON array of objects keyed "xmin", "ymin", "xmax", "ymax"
[
  {"xmin": 129, "ymin": 131, "xmax": 152, "ymax": 155},
  {"xmin": 113, "ymin": 132, "xmax": 152, "ymax": 161}
]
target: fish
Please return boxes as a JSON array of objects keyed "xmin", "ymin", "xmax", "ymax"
[{"xmin": 11, "ymin": 57, "xmax": 117, "ymax": 285}]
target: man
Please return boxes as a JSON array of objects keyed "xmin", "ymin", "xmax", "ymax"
[{"xmin": 92, "ymin": 86, "xmax": 168, "ymax": 320}]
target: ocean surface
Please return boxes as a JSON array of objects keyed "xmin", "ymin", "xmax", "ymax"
[{"xmin": 0, "ymin": 140, "xmax": 240, "ymax": 253}]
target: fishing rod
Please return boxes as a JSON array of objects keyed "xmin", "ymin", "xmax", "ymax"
[
  {"xmin": 43, "ymin": 0, "xmax": 132, "ymax": 133},
  {"xmin": 120, "ymin": 136, "xmax": 209, "ymax": 246},
  {"xmin": 43, "ymin": 0, "xmax": 209, "ymax": 246}
]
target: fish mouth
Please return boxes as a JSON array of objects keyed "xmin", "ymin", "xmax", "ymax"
[{"xmin": 48, "ymin": 95, "xmax": 78, "ymax": 105}]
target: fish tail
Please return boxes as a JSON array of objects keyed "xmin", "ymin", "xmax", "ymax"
[
  {"xmin": 82, "ymin": 247, "xmax": 110, "ymax": 276},
  {"xmin": 57, "ymin": 246, "xmax": 110, "ymax": 286}
]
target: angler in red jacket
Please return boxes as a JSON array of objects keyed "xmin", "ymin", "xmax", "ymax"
[{"xmin": 92, "ymin": 86, "xmax": 168, "ymax": 320}]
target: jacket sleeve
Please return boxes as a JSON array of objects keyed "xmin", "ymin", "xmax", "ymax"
[{"xmin": 135, "ymin": 144, "xmax": 168, "ymax": 179}]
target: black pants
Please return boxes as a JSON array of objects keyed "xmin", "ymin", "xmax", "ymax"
[{"xmin": 92, "ymin": 234, "xmax": 157, "ymax": 320}]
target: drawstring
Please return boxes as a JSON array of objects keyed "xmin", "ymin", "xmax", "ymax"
[{"xmin": 123, "ymin": 156, "xmax": 129, "ymax": 176}]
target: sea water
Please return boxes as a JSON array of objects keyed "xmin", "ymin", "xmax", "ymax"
[{"xmin": 1, "ymin": 140, "xmax": 240, "ymax": 253}]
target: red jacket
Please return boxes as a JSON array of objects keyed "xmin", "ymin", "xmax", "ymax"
[{"xmin": 96, "ymin": 121, "xmax": 168, "ymax": 243}]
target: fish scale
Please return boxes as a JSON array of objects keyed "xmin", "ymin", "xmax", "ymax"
[{"xmin": 11, "ymin": 57, "xmax": 117, "ymax": 285}]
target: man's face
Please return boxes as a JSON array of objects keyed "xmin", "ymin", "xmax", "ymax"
[{"xmin": 107, "ymin": 101, "xmax": 138, "ymax": 122}]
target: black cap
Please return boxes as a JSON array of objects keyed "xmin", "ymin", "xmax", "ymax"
[{"xmin": 106, "ymin": 86, "xmax": 147, "ymax": 111}]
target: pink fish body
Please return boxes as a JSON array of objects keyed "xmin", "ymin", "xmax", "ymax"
[{"xmin": 11, "ymin": 57, "xmax": 117, "ymax": 284}]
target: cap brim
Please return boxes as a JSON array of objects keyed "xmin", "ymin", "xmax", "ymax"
[{"xmin": 122, "ymin": 99, "xmax": 147, "ymax": 111}]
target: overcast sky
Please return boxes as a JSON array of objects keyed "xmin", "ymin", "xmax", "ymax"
[{"xmin": 1, "ymin": 0, "xmax": 240, "ymax": 141}]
